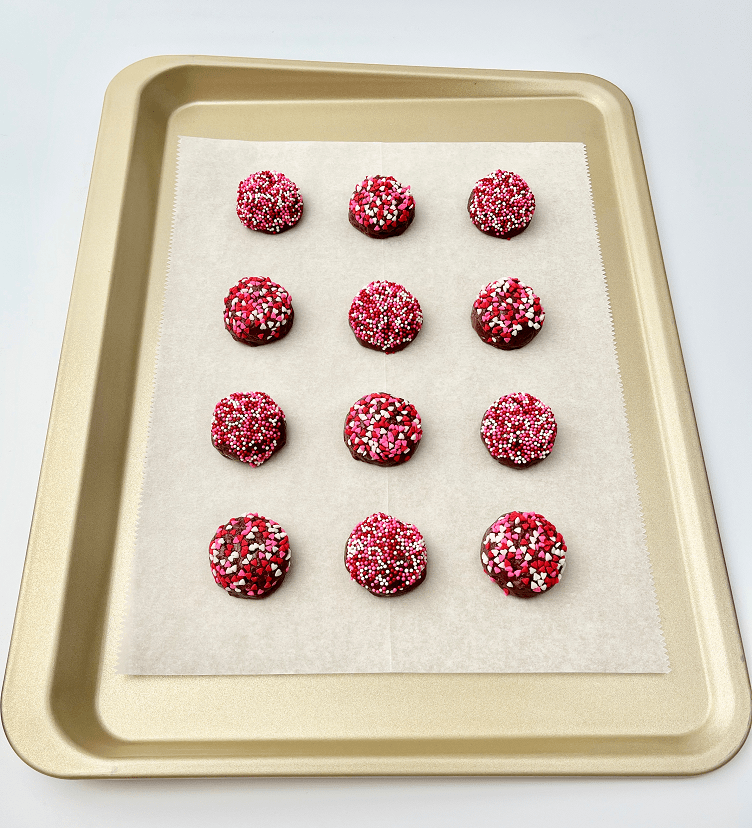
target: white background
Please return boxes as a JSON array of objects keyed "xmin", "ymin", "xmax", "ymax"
[{"xmin": 1, "ymin": 1, "xmax": 750, "ymax": 825}]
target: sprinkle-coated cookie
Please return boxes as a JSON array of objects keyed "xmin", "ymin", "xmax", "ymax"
[
  {"xmin": 223, "ymin": 276, "xmax": 294, "ymax": 345},
  {"xmin": 211, "ymin": 392, "xmax": 286, "ymax": 466},
  {"xmin": 480, "ymin": 511, "xmax": 566, "ymax": 597},
  {"xmin": 481, "ymin": 392, "xmax": 557, "ymax": 468},
  {"xmin": 210, "ymin": 512, "xmax": 291, "ymax": 599},
  {"xmin": 472, "ymin": 277, "xmax": 544, "ymax": 349},
  {"xmin": 348, "ymin": 175, "xmax": 415, "ymax": 238},
  {"xmin": 349, "ymin": 280, "xmax": 423, "ymax": 353},
  {"xmin": 236, "ymin": 170, "xmax": 303, "ymax": 234},
  {"xmin": 467, "ymin": 170, "xmax": 535, "ymax": 239},
  {"xmin": 344, "ymin": 392, "xmax": 422, "ymax": 466},
  {"xmin": 345, "ymin": 512, "xmax": 427, "ymax": 596}
]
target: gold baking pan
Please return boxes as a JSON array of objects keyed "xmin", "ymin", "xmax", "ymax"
[{"xmin": 2, "ymin": 56, "xmax": 749, "ymax": 777}]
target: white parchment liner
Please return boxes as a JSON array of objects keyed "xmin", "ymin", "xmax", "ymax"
[{"xmin": 118, "ymin": 138, "xmax": 668, "ymax": 674}]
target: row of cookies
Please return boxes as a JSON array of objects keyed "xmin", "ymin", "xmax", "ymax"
[
  {"xmin": 211, "ymin": 391, "xmax": 556, "ymax": 470},
  {"xmin": 210, "ymin": 509, "xmax": 566, "ymax": 600},
  {"xmin": 237, "ymin": 169, "xmax": 535, "ymax": 239},
  {"xmin": 225, "ymin": 275, "xmax": 545, "ymax": 352}
]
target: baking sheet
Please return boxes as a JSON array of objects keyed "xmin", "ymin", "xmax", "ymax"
[
  {"xmin": 118, "ymin": 137, "xmax": 668, "ymax": 675},
  {"xmin": 6, "ymin": 57, "xmax": 747, "ymax": 777}
]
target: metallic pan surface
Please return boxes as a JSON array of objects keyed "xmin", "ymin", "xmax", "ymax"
[{"xmin": 2, "ymin": 56, "xmax": 750, "ymax": 778}]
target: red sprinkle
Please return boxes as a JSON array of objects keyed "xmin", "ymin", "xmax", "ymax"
[
  {"xmin": 472, "ymin": 277, "xmax": 544, "ymax": 346},
  {"xmin": 349, "ymin": 280, "xmax": 423, "ymax": 353},
  {"xmin": 348, "ymin": 175, "xmax": 415, "ymax": 237},
  {"xmin": 345, "ymin": 512, "xmax": 427, "ymax": 596},
  {"xmin": 344, "ymin": 392, "xmax": 422, "ymax": 465},
  {"xmin": 223, "ymin": 276, "xmax": 294, "ymax": 345},
  {"xmin": 236, "ymin": 171, "xmax": 303, "ymax": 234},
  {"xmin": 210, "ymin": 512, "xmax": 291, "ymax": 598},
  {"xmin": 468, "ymin": 170, "xmax": 535, "ymax": 238},
  {"xmin": 481, "ymin": 393, "xmax": 557, "ymax": 466},
  {"xmin": 211, "ymin": 392, "xmax": 286, "ymax": 466},
  {"xmin": 481, "ymin": 511, "xmax": 566, "ymax": 597}
]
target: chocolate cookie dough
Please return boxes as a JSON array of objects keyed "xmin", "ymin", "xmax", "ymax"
[
  {"xmin": 467, "ymin": 170, "xmax": 535, "ymax": 239},
  {"xmin": 348, "ymin": 175, "xmax": 415, "ymax": 238},
  {"xmin": 472, "ymin": 277, "xmax": 544, "ymax": 349},
  {"xmin": 481, "ymin": 392, "xmax": 557, "ymax": 468},
  {"xmin": 349, "ymin": 280, "xmax": 423, "ymax": 353},
  {"xmin": 344, "ymin": 392, "xmax": 422, "ymax": 466},
  {"xmin": 223, "ymin": 275, "xmax": 294, "ymax": 345},
  {"xmin": 480, "ymin": 511, "xmax": 566, "ymax": 597},
  {"xmin": 345, "ymin": 512, "xmax": 427, "ymax": 596},
  {"xmin": 236, "ymin": 170, "xmax": 303, "ymax": 234},
  {"xmin": 211, "ymin": 392, "xmax": 286, "ymax": 466},
  {"xmin": 210, "ymin": 512, "xmax": 291, "ymax": 599}
]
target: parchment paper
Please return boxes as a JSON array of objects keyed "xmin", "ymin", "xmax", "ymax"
[{"xmin": 118, "ymin": 138, "xmax": 668, "ymax": 674}]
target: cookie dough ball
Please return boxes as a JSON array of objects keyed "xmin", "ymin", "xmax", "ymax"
[
  {"xmin": 345, "ymin": 512, "xmax": 427, "ymax": 596},
  {"xmin": 481, "ymin": 392, "xmax": 557, "ymax": 467},
  {"xmin": 211, "ymin": 392, "xmax": 286, "ymax": 466},
  {"xmin": 349, "ymin": 280, "xmax": 423, "ymax": 353},
  {"xmin": 472, "ymin": 277, "xmax": 544, "ymax": 349},
  {"xmin": 210, "ymin": 512, "xmax": 291, "ymax": 599},
  {"xmin": 467, "ymin": 170, "xmax": 535, "ymax": 239},
  {"xmin": 481, "ymin": 511, "xmax": 566, "ymax": 597},
  {"xmin": 236, "ymin": 170, "xmax": 303, "ymax": 234},
  {"xmin": 223, "ymin": 276, "xmax": 294, "ymax": 345},
  {"xmin": 344, "ymin": 392, "xmax": 422, "ymax": 466},
  {"xmin": 348, "ymin": 175, "xmax": 415, "ymax": 238}
]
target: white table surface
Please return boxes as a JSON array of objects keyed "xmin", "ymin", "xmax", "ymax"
[{"xmin": 1, "ymin": 1, "xmax": 750, "ymax": 825}]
